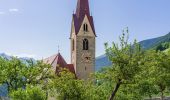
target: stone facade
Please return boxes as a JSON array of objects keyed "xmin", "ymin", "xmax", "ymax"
[{"xmin": 71, "ymin": 15, "xmax": 96, "ymax": 80}]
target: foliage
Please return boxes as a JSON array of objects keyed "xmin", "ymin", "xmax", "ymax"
[
  {"xmin": 104, "ymin": 28, "xmax": 144, "ymax": 100},
  {"xmin": 142, "ymin": 50, "xmax": 170, "ymax": 99},
  {"xmin": 49, "ymin": 68, "xmax": 86, "ymax": 100},
  {"xmin": 0, "ymin": 57, "xmax": 27, "ymax": 91},
  {"xmin": 10, "ymin": 86, "xmax": 46, "ymax": 100},
  {"xmin": 0, "ymin": 57, "xmax": 52, "ymax": 99},
  {"xmin": 155, "ymin": 42, "xmax": 170, "ymax": 51}
]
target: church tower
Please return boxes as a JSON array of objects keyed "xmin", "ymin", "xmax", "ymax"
[{"xmin": 70, "ymin": 0, "xmax": 96, "ymax": 79}]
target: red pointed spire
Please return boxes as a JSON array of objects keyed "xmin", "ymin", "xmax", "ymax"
[
  {"xmin": 73, "ymin": 0, "xmax": 96, "ymax": 36},
  {"xmin": 76, "ymin": 0, "xmax": 90, "ymax": 18}
]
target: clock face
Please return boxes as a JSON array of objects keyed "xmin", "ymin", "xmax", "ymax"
[{"xmin": 81, "ymin": 52, "xmax": 91, "ymax": 63}]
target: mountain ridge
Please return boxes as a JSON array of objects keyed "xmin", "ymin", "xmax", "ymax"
[{"xmin": 139, "ymin": 32, "xmax": 170, "ymax": 49}]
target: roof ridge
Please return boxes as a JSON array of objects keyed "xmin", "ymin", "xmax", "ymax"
[{"xmin": 51, "ymin": 53, "xmax": 59, "ymax": 65}]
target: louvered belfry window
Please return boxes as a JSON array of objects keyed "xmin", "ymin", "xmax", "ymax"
[{"xmin": 83, "ymin": 24, "xmax": 88, "ymax": 32}]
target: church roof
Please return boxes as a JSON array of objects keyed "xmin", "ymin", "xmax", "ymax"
[
  {"xmin": 67, "ymin": 64, "xmax": 75, "ymax": 74},
  {"xmin": 73, "ymin": 0, "xmax": 96, "ymax": 36},
  {"xmin": 43, "ymin": 53, "xmax": 75, "ymax": 74},
  {"xmin": 76, "ymin": 0, "xmax": 90, "ymax": 18}
]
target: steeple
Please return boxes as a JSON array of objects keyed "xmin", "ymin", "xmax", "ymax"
[
  {"xmin": 76, "ymin": 0, "xmax": 90, "ymax": 18},
  {"xmin": 72, "ymin": 0, "xmax": 96, "ymax": 36},
  {"xmin": 70, "ymin": 0, "xmax": 96, "ymax": 80}
]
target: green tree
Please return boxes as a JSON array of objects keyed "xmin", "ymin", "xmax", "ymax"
[
  {"xmin": 155, "ymin": 42, "xmax": 170, "ymax": 51},
  {"xmin": 49, "ymin": 68, "xmax": 87, "ymax": 100},
  {"xmin": 143, "ymin": 50, "xmax": 170, "ymax": 100},
  {"xmin": 10, "ymin": 86, "xmax": 46, "ymax": 100},
  {"xmin": 105, "ymin": 29, "xmax": 143, "ymax": 100},
  {"xmin": 135, "ymin": 50, "xmax": 159, "ymax": 99},
  {"xmin": 0, "ymin": 57, "xmax": 52, "ymax": 99},
  {"xmin": 0, "ymin": 57, "xmax": 27, "ymax": 92}
]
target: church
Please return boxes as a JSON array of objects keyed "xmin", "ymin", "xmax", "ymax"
[{"xmin": 44, "ymin": 0, "xmax": 96, "ymax": 80}]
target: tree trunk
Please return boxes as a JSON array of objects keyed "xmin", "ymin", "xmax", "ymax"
[
  {"xmin": 159, "ymin": 84, "xmax": 165, "ymax": 100},
  {"xmin": 149, "ymin": 95, "xmax": 152, "ymax": 100},
  {"xmin": 109, "ymin": 79, "xmax": 121, "ymax": 100},
  {"xmin": 161, "ymin": 90, "xmax": 164, "ymax": 100}
]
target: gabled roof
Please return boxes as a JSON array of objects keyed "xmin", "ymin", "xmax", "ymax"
[
  {"xmin": 73, "ymin": 0, "xmax": 96, "ymax": 36},
  {"xmin": 44, "ymin": 53, "xmax": 67, "ymax": 68},
  {"xmin": 43, "ymin": 53, "xmax": 75, "ymax": 74},
  {"xmin": 67, "ymin": 64, "xmax": 75, "ymax": 74}
]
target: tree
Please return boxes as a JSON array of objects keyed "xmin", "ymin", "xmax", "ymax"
[
  {"xmin": 49, "ymin": 68, "xmax": 87, "ymax": 100},
  {"xmin": 10, "ymin": 86, "xmax": 46, "ymax": 100},
  {"xmin": 0, "ymin": 57, "xmax": 52, "ymax": 99},
  {"xmin": 105, "ymin": 29, "xmax": 143, "ymax": 100},
  {"xmin": 142, "ymin": 50, "xmax": 170, "ymax": 100},
  {"xmin": 134, "ymin": 50, "xmax": 160, "ymax": 99},
  {"xmin": 0, "ymin": 57, "xmax": 27, "ymax": 92},
  {"xmin": 155, "ymin": 42, "xmax": 170, "ymax": 51},
  {"xmin": 137, "ymin": 79, "xmax": 159, "ymax": 99}
]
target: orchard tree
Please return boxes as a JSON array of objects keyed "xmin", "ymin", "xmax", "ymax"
[
  {"xmin": 143, "ymin": 50, "xmax": 170, "ymax": 100},
  {"xmin": 105, "ymin": 29, "xmax": 144, "ymax": 100},
  {"xmin": 0, "ymin": 57, "xmax": 52, "ymax": 98},
  {"xmin": 10, "ymin": 86, "xmax": 46, "ymax": 100},
  {"xmin": 49, "ymin": 68, "xmax": 87, "ymax": 100},
  {"xmin": 0, "ymin": 57, "xmax": 27, "ymax": 92},
  {"xmin": 135, "ymin": 50, "xmax": 159, "ymax": 99}
]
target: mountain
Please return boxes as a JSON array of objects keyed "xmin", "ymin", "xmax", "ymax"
[
  {"xmin": 95, "ymin": 32, "xmax": 170, "ymax": 71},
  {"xmin": 0, "ymin": 53, "xmax": 35, "ymax": 62},
  {"xmin": 0, "ymin": 53, "xmax": 12, "ymax": 60},
  {"xmin": 95, "ymin": 54, "xmax": 112, "ymax": 71},
  {"xmin": 139, "ymin": 32, "xmax": 170, "ymax": 50}
]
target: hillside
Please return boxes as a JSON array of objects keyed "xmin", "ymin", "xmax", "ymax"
[
  {"xmin": 164, "ymin": 48, "xmax": 170, "ymax": 53},
  {"xmin": 95, "ymin": 54, "xmax": 112, "ymax": 71},
  {"xmin": 95, "ymin": 33, "xmax": 170, "ymax": 71},
  {"xmin": 139, "ymin": 32, "xmax": 170, "ymax": 50}
]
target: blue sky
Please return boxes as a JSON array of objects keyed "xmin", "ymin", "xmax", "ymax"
[{"xmin": 0, "ymin": 0, "xmax": 170, "ymax": 62}]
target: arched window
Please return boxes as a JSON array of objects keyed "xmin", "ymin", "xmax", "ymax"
[
  {"xmin": 72, "ymin": 39, "xmax": 74, "ymax": 51},
  {"xmin": 83, "ymin": 24, "xmax": 88, "ymax": 32},
  {"xmin": 83, "ymin": 39, "xmax": 89, "ymax": 50}
]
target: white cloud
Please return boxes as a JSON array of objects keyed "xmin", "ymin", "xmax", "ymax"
[{"xmin": 9, "ymin": 8, "xmax": 19, "ymax": 12}]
